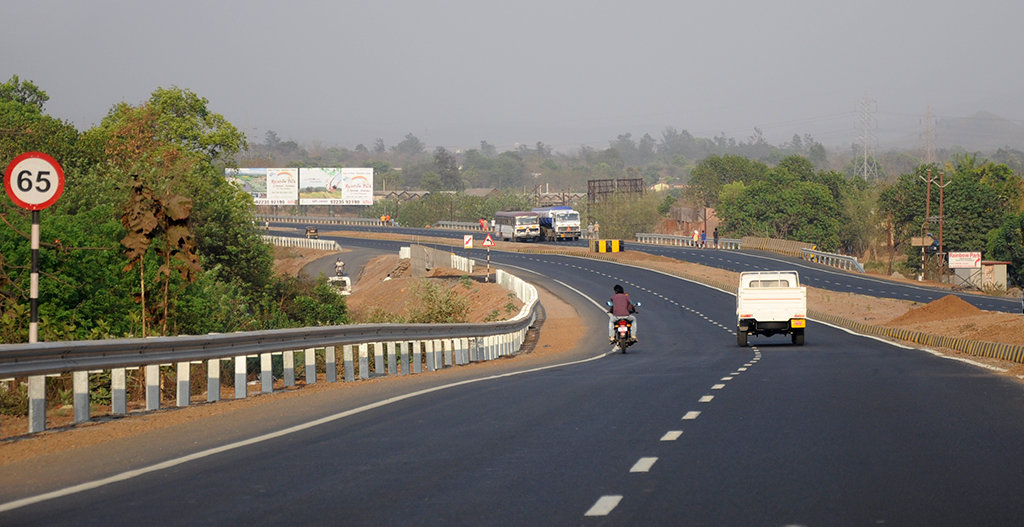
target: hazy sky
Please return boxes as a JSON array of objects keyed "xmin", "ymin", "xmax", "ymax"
[{"xmin": 3, "ymin": 0, "xmax": 1022, "ymax": 153}]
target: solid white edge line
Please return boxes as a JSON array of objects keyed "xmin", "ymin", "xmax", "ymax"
[
  {"xmin": 585, "ymin": 495, "xmax": 623, "ymax": 516},
  {"xmin": 0, "ymin": 278, "xmax": 616, "ymax": 514},
  {"xmin": 630, "ymin": 457, "xmax": 658, "ymax": 473}
]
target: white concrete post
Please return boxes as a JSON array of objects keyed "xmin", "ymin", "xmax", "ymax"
[
  {"xmin": 359, "ymin": 344, "xmax": 369, "ymax": 380},
  {"xmin": 261, "ymin": 353, "xmax": 273, "ymax": 393},
  {"xmin": 27, "ymin": 375, "xmax": 45, "ymax": 433},
  {"xmin": 283, "ymin": 350, "xmax": 295, "ymax": 387},
  {"xmin": 176, "ymin": 362, "xmax": 190, "ymax": 407},
  {"xmin": 146, "ymin": 364, "xmax": 161, "ymax": 411},
  {"xmin": 112, "ymin": 368, "xmax": 127, "ymax": 415},
  {"xmin": 234, "ymin": 355, "xmax": 247, "ymax": 399},
  {"xmin": 412, "ymin": 341, "xmax": 422, "ymax": 374},
  {"xmin": 305, "ymin": 348, "xmax": 317, "ymax": 385},
  {"xmin": 387, "ymin": 342, "xmax": 397, "ymax": 375},
  {"xmin": 343, "ymin": 345, "xmax": 354, "ymax": 382},
  {"xmin": 207, "ymin": 359, "xmax": 220, "ymax": 403},
  {"xmin": 425, "ymin": 340, "xmax": 436, "ymax": 372},
  {"xmin": 325, "ymin": 346, "xmax": 337, "ymax": 383},
  {"xmin": 73, "ymin": 371, "xmax": 89, "ymax": 423},
  {"xmin": 374, "ymin": 343, "xmax": 384, "ymax": 375},
  {"xmin": 453, "ymin": 339, "xmax": 464, "ymax": 366},
  {"xmin": 442, "ymin": 339, "xmax": 453, "ymax": 367},
  {"xmin": 401, "ymin": 342, "xmax": 410, "ymax": 375}
]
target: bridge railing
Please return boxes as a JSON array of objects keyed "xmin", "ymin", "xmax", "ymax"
[
  {"xmin": 257, "ymin": 214, "xmax": 389, "ymax": 227},
  {"xmin": 0, "ymin": 262, "xmax": 536, "ymax": 436},
  {"xmin": 634, "ymin": 233, "xmax": 742, "ymax": 250},
  {"xmin": 801, "ymin": 248, "xmax": 865, "ymax": 273}
]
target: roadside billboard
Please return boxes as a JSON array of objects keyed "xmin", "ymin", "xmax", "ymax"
[
  {"xmin": 227, "ymin": 167, "xmax": 372, "ymax": 206},
  {"xmin": 948, "ymin": 251, "xmax": 982, "ymax": 269},
  {"xmin": 299, "ymin": 167, "xmax": 373, "ymax": 206}
]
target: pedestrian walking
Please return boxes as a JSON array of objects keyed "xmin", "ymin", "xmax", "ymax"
[
  {"xmin": 713, "ymin": 227, "xmax": 719, "ymax": 249},
  {"xmin": 700, "ymin": 229, "xmax": 706, "ymax": 248},
  {"xmin": 587, "ymin": 222, "xmax": 594, "ymax": 239}
]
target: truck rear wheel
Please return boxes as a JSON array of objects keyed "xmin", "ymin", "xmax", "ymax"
[
  {"xmin": 737, "ymin": 329, "xmax": 747, "ymax": 347},
  {"xmin": 791, "ymin": 330, "xmax": 804, "ymax": 346}
]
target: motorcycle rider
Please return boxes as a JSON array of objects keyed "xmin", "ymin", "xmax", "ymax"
[
  {"xmin": 334, "ymin": 257, "xmax": 345, "ymax": 276},
  {"xmin": 608, "ymin": 284, "xmax": 638, "ymax": 344}
]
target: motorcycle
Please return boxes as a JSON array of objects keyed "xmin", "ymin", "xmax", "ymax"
[{"xmin": 607, "ymin": 301, "xmax": 640, "ymax": 353}]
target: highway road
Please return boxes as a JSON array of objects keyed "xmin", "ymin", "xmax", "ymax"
[{"xmin": 3, "ymin": 234, "xmax": 1024, "ymax": 525}]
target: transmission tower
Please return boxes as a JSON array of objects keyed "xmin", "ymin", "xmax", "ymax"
[
  {"xmin": 922, "ymin": 105, "xmax": 937, "ymax": 165},
  {"xmin": 856, "ymin": 96, "xmax": 879, "ymax": 180}
]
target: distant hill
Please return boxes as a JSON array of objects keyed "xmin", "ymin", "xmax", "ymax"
[{"xmin": 936, "ymin": 111, "xmax": 1024, "ymax": 151}]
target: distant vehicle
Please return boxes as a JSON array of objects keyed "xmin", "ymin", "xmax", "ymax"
[
  {"xmin": 736, "ymin": 270, "xmax": 807, "ymax": 346},
  {"xmin": 328, "ymin": 275, "xmax": 352, "ymax": 295},
  {"xmin": 304, "ymin": 226, "xmax": 319, "ymax": 239},
  {"xmin": 493, "ymin": 211, "xmax": 540, "ymax": 242},
  {"xmin": 532, "ymin": 206, "xmax": 581, "ymax": 241}
]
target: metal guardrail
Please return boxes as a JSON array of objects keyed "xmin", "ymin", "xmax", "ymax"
[
  {"xmin": 257, "ymin": 214, "xmax": 391, "ymax": 227},
  {"xmin": 0, "ymin": 260, "xmax": 537, "ymax": 435},
  {"xmin": 801, "ymin": 248, "xmax": 865, "ymax": 273},
  {"xmin": 262, "ymin": 235, "xmax": 341, "ymax": 251},
  {"xmin": 634, "ymin": 233, "xmax": 741, "ymax": 250},
  {"xmin": 433, "ymin": 221, "xmax": 486, "ymax": 231}
]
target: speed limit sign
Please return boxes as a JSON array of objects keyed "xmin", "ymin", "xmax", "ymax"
[{"xmin": 4, "ymin": 151, "xmax": 64, "ymax": 210}]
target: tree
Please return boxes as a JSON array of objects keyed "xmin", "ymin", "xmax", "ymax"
[
  {"xmin": 434, "ymin": 147, "xmax": 463, "ymax": 191},
  {"xmin": 373, "ymin": 138, "xmax": 387, "ymax": 153},
  {"xmin": 392, "ymin": 133, "xmax": 425, "ymax": 157},
  {"xmin": 987, "ymin": 212, "xmax": 1024, "ymax": 286},
  {"xmin": 0, "ymin": 75, "xmax": 48, "ymax": 111}
]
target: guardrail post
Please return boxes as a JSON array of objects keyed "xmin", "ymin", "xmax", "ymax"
[
  {"xmin": 469, "ymin": 337, "xmax": 478, "ymax": 362},
  {"xmin": 234, "ymin": 356, "xmax": 247, "ymax": 399},
  {"xmin": 283, "ymin": 351, "xmax": 295, "ymax": 387},
  {"xmin": 112, "ymin": 368, "xmax": 127, "ymax": 415},
  {"xmin": 374, "ymin": 343, "xmax": 384, "ymax": 375},
  {"xmin": 343, "ymin": 345, "xmax": 354, "ymax": 382},
  {"xmin": 305, "ymin": 348, "xmax": 316, "ymax": 385},
  {"xmin": 146, "ymin": 365, "xmax": 160, "ymax": 411},
  {"xmin": 73, "ymin": 371, "xmax": 89, "ymax": 423},
  {"xmin": 401, "ymin": 342, "xmax": 411, "ymax": 375},
  {"xmin": 28, "ymin": 375, "xmax": 45, "ymax": 433},
  {"xmin": 387, "ymin": 342, "xmax": 397, "ymax": 375},
  {"xmin": 442, "ymin": 339, "xmax": 452, "ymax": 367},
  {"xmin": 207, "ymin": 360, "xmax": 220, "ymax": 403},
  {"xmin": 176, "ymin": 362, "xmax": 190, "ymax": 407},
  {"xmin": 413, "ymin": 341, "xmax": 422, "ymax": 374},
  {"xmin": 425, "ymin": 340, "xmax": 436, "ymax": 372},
  {"xmin": 358, "ymin": 344, "xmax": 369, "ymax": 380},
  {"xmin": 325, "ymin": 346, "xmax": 337, "ymax": 383},
  {"xmin": 261, "ymin": 353, "xmax": 273, "ymax": 393}
]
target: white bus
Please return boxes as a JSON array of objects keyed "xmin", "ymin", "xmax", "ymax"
[{"xmin": 493, "ymin": 211, "xmax": 541, "ymax": 242}]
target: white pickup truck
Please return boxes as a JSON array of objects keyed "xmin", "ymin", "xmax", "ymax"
[{"xmin": 735, "ymin": 270, "xmax": 807, "ymax": 346}]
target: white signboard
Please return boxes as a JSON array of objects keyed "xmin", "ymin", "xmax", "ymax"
[
  {"xmin": 464, "ymin": 235, "xmax": 473, "ymax": 249},
  {"xmin": 225, "ymin": 168, "xmax": 298, "ymax": 205},
  {"xmin": 265, "ymin": 168, "xmax": 299, "ymax": 205},
  {"xmin": 948, "ymin": 251, "xmax": 982, "ymax": 269},
  {"xmin": 299, "ymin": 168, "xmax": 374, "ymax": 205}
]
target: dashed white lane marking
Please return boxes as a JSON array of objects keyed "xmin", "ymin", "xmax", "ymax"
[
  {"xmin": 721, "ymin": 376, "xmax": 733, "ymax": 381},
  {"xmin": 699, "ymin": 395, "xmax": 714, "ymax": 403},
  {"xmin": 711, "ymin": 384, "xmax": 725, "ymax": 390},
  {"xmin": 682, "ymin": 411, "xmax": 701, "ymax": 420},
  {"xmin": 661, "ymin": 430, "xmax": 683, "ymax": 441},
  {"xmin": 630, "ymin": 457, "xmax": 658, "ymax": 473},
  {"xmin": 585, "ymin": 495, "xmax": 623, "ymax": 516},
  {"xmin": 738, "ymin": 367, "xmax": 748, "ymax": 371}
]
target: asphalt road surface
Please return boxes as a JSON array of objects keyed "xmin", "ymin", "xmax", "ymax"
[{"xmin": 3, "ymin": 236, "xmax": 1024, "ymax": 525}]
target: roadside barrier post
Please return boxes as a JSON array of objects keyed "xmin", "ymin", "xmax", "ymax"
[
  {"xmin": 325, "ymin": 346, "xmax": 337, "ymax": 383},
  {"xmin": 147, "ymin": 364, "xmax": 161, "ymax": 410}
]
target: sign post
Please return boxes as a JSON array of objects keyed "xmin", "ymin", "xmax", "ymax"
[
  {"xmin": 482, "ymin": 234, "xmax": 495, "ymax": 282},
  {"xmin": 4, "ymin": 151, "xmax": 65, "ymax": 433}
]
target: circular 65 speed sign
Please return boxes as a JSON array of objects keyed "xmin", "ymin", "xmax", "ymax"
[{"xmin": 4, "ymin": 151, "xmax": 64, "ymax": 210}]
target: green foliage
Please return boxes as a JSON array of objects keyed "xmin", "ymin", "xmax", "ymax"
[
  {"xmin": 282, "ymin": 277, "xmax": 350, "ymax": 327},
  {"xmin": 986, "ymin": 212, "xmax": 1024, "ymax": 286},
  {"xmin": 407, "ymin": 280, "xmax": 469, "ymax": 323}
]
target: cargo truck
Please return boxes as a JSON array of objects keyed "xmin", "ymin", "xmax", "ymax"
[{"xmin": 532, "ymin": 206, "xmax": 581, "ymax": 241}]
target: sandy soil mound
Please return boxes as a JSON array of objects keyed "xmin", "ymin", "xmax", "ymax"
[
  {"xmin": 346, "ymin": 255, "xmax": 521, "ymax": 323},
  {"xmin": 886, "ymin": 295, "xmax": 983, "ymax": 325}
]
